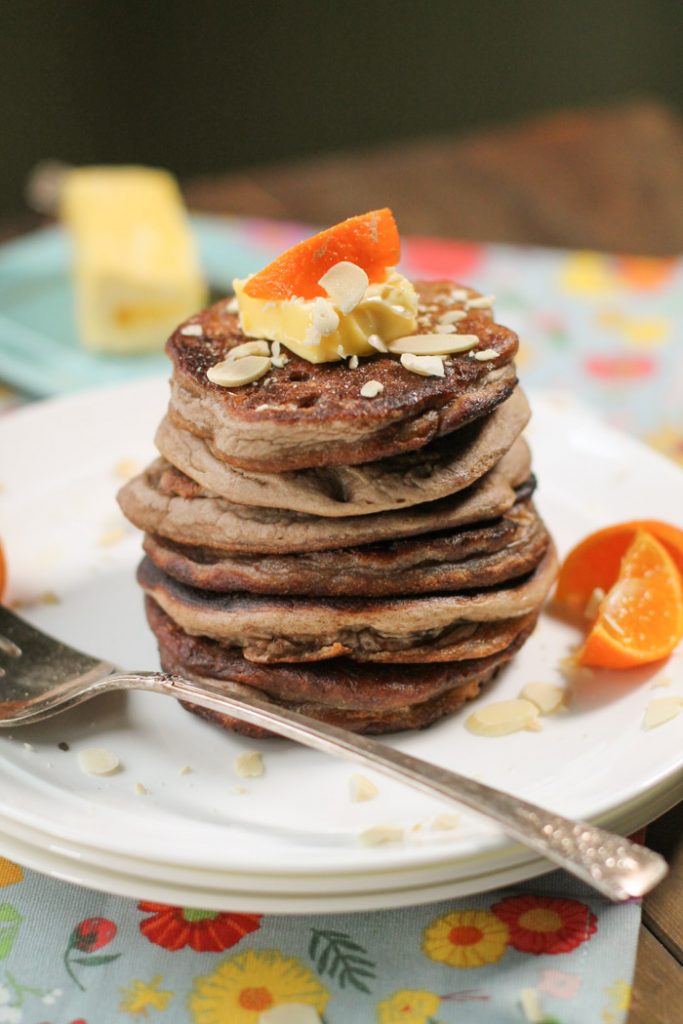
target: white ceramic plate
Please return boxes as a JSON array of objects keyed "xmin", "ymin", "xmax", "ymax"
[{"xmin": 0, "ymin": 379, "xmax": 682, "ymax": 909}]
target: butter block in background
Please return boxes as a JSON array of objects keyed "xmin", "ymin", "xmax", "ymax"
[{"xmin": 60, "ymin": 166, "xmax": 206, "ymax": 354}]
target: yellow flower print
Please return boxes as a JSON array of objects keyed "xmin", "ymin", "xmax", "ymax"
[
  {"xmin": 603, "ymin": 979, "xmax": 632, "ymax": 1016},
  {"xmin": 560, "ymin": 253, "xmax": 614, "ymax": 297},
  {"xmin": 120, "ymin": 975, "xmax": 173, "ymax": 1016},
  {"xmin": 646, "ymin": 424, "xmax": 683, "ymax": 466},
  {"xmin": 422, "ymin": 909, "xmax": 509, "ymax": 968},
  {"xmin": 0, "ymin": 858, "xmax": 23, "ymax": 888},
  {"xmin": 189, "ymin": 949, "xmax": 330, "ymax": 1024},
  {"xmin": 376, "ymin": 988, "xmax": 441, "ymax": 1023}
]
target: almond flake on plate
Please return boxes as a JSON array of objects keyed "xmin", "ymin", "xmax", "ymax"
[
  {"xmin": 400, "ymin": 353, "xmax": 445, "ymax": 378},
  {"xmin": 643, "ymin": 697, "xmax": 683, "ymax": 730},
  {"xmin": 390, "ymin": 334, "xmax": 479, "ymax": 355},
  {"xmin": 431, "ymin": 813, "xmax": 459, "ymax": 831},
  {"xmin": 519, "ymin": 682, "xmax": 568, "ymax": 715},
  {"xmin": 235, "ymin": 750, "xmax": 264, "ymax": 778},
  {"xmin": 360, "ymin": 380, "xmax": 384, "ymax": 398},
  {"xmin": 465, "ymin": 699, "xmax": 540, "ymax": 737},
  {"xmin": 113, "ymin": 457, "xmax": 140, "ymax": 481},
  {"xmin": 318, "ymin": 261, "xmax": 369, "ymax": 314},
  {"xmin": 359, "ymin": 824, "xmax": 404, "ymax": 846},
  {"xmin": 208, "ymin": 355, "xmax": 271, "ymax": 387},
  {"xmin": 350, "ymin": 773, "xmax": 378, "ymax": 802},
  {"xmin": 78, "ymin": 747, "xmax": 121, "ymax": 776},
  {"xmin": 134, "ymin": 782, "xmax": 148, "ymax": 796}
]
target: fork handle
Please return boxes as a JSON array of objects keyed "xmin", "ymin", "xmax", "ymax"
[{"xmin": 120, "ymin": 670, "xmax": 667, "ymax": 901}]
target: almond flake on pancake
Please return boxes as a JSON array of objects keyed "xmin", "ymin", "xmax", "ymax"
[
  {"xmin": 390, "ymin": 334, "xmax": 479, "ymax": 356},
  {"xmin": 207, "ymin": 355, "xmax": 272, "ymax": 387},
  {"xmin": 400, "ymin": 353, "xmax": 445, "ymax": 377},
  {"xmin": 467, "ymin": 294, "xmax": 495, "ymax": 309},
  {"xmin": 360, "ymin": 380, "xmax": 384, "ymax": 398}
]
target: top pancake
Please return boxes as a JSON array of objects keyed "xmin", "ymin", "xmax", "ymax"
[{"xmin": 166, "ymin": 280, "xmax": 518, "ymax": 472}]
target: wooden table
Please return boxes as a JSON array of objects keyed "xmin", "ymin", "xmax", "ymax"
[{"xmin": 187, "ymin": 99, "xmax": 683, "ymax": 1022}]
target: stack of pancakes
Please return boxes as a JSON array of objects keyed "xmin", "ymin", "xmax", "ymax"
[{"xmin": 118, "ymin": 281, "xmax": 557, "ymax": 736}]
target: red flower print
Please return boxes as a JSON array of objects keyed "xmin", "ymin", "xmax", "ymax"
[
  {"xmin": 137, "ymin": 902, "xmax": 262, "ymax": 952},
  {"xmin": 584, "ymin": 354, "xmax": 655, "ymax": 381},
  {"xmin": 72, "ymin": 917, "xmax": 117, "ymax": 952},
  {"xmin": 492, "ymin": 895, "xmax": 597, "ymax": 955},
  {"xmin": 63, "ymin": 917, "xmax": 120, "ymax": 990},
  {"xmin": 403, "ymin": 237, "xmax": 483, "ymax": 279}
]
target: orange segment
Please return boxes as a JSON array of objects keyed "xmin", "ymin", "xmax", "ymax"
[
  {"xmin": 243, "ymin": 209, "xmax": 400, "ymax": 301},
  {"xmin": 555, "ymin": 519, "xmax": 683, "ymax": 615},
  {"xmin": 579, "ymin": 530, "xmax": 683, "ymax": 668}
]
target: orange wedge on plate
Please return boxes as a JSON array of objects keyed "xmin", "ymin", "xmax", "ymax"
[
  {"xmin": 243, "ymin": 209, "xmax": 400, "ymax": 301},
  {"xmin": 555, "ymin": 519, "xmax": 683, "ymax": 615},
  {"xmin": 579, "ymin": 530, "xmax": 683, "ymax": 668}
]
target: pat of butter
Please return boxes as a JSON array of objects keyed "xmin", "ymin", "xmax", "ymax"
[
  {"xmin": 60, "ymin": 166, "xmax": 206, "ymax": 354},
  {"xmin": 233, "ymin": 270, "xmax": 418, "ymax": 363}
]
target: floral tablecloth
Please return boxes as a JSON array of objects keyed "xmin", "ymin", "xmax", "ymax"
[{"xmin": 1, "ymin": 220, "xmax": 682, "ymax": 1023}]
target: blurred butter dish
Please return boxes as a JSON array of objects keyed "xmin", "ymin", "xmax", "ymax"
[{"xmin": 54, "ymin": 165, "xmax": 206, "ymax": 354}]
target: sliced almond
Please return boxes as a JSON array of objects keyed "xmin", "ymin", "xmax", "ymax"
[
  {"xmin": 318, "ymin": 261, "xmax": 369, "ymax": 314},
  {"xmin": 431, "ymin": 813, "xmax": 459, "ymax": 831},
  {"xmin": 359, "ymin": 824, "xmax": 404, "ymax": 846},
  {"xmin": 389, "ymin": 334, "xmax": 480, "ymax": 355},
  {"xmin": 350, "ymin": 773, "xmax": 379, "ymax": 802},
  {"xmin": 348, "ymin": 354, "xmax": 359, "ymax": 369},
  {"xmin": 520, "ymin": 682, "xmax": 567, "ymax": 715},
  {"xmin": 179, "ymin": 323, "xmax": 203, "ymax": 337},
  {"xmin": 207, "ymin": 355, "xmax": 271, "ymax": 387},
  {"xmin": 360, "ymin": 379, "xmax": 384, "ymax": 398},
  {"xmin": 643, "ymin": 697, "xmax": 683, "ymax": 730},
  {"xmin": 228, "ymin": 340, "xmax": 270, "ymax": 360},
  {"xmin": 367, "ymin": 333, "xmax": 389, "ymax": 353},
  {"xmin": 225, "ymin": 296, "xmax": 239, "ymax": 313},
  {"xmin": 465, "ymin": 699, "xmax": 540, "ymax": 737},
  {"xmin": 466, "ymin": 293, "xmax": 495, "ymax": 309},
  {"xmin": 584, "ymin": 586, "xmax": 605, "ymax": 620},
  {"xmin": 78, "ymin": 747, "xmax": 120, "ymax": 776},
  {"xmin": 471, "ymin": 348, "xmax": 499, "ymax": 361},
  {"xmin": 438, "ymin": 309, "xmax": 467, "ymax": 325},
  {"xmin": 400, "ymin": 352, "xmax": 446, "ymax": 377},
  {"xmin": 434, "ymin": 323, "xmax": 456, "ymax": 334},
  {"xmin": 235, "ymin": 750, "xmax": 264, "ymax": 778}
]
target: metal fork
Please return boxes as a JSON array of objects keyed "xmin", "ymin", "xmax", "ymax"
[{"xmin": 0, "ymin": 604, "xmax": 667, "ymax": 900}]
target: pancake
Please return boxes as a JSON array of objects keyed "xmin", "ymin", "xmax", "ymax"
[
  {"xmin": 117, "ymin": 438, "xmax": 532, "ymax": 555},
  {"xmin": 138, "ymin": 543, "xmax": 557, "ymax": 663},
  {"xmin": 147, "ymin": 596, "xmax": 535, "ymax": 712},
  {"xmin": 178, "ymin": 674, "xmax": 497, "ymax": 736},
  {"xmin": 141, "ymin": 497, "xmax": 549, "ymax": 597},
  {"xmin": 166, "ymin": 281, "xmax": 519, "ymax": 472},
  {"xmin": 155, "ymin": 386, "xmax": 529, "ymax": 517}
]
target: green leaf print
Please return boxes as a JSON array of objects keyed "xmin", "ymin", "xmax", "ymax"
[
  {"xmin": 309, "ymin": 928, "xmax": 376, "ymax": 994},
  {"xmin": 0, "ymin": 905, "xmax": 22, "ymax": 960}
]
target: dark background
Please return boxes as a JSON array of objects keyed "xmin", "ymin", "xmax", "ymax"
[{"xmin": 2, "ymin": 0, "xmax": 683, "ymax": 218}]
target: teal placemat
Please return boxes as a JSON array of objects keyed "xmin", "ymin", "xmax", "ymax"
[
  {"xmin": 0, "ymin": 215, "xmax": 281, "ymax": 397},
  {"xmin": 0, "ymin": 859, "xmax": 638, "ymax": 1023}
]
